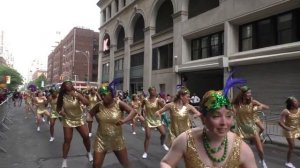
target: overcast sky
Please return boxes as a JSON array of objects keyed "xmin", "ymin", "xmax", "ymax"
[{"xmin": 0, "ymin": 0, "xmax": 99, "ymax": 82}]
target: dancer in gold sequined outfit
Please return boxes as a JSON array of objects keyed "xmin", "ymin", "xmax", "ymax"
[
  {"xmin": 161, "ymin": 90, "xmax": 256, "ymax": 168},
  {"xmin": 279, "ymin": 97, "xmax": 300, "ymax": 168},
  {"xmin": 155, "ymin": 87, "xmax": 201, "ymax": 145},
  {"xmin": 86, "ymin": 87, "xmax": 101, "ymax": 137},
  {"xmin": 233, "ymin": 86, "xmax": 269, "ymax": 168},
  {"xmin": 56, "ymin": 81, "xmax": 92, "ymax": 168},
  {"xmin": 33, "ymin": 91, "xmax": 50, "ymax": 132},
  {"xmin": 89, "ymin": 82, "xmax": 137, "ymax": 168},
  {"xmin": 48, "ymin": 89, "xmax": 60, "ymax": 142},
  {"xmin": 130, "ymin": 94, "xmax": 145, "ymax": 135},
  {"xmin": 142, "ymin": 87, "xmax": 169, "ymax": 159}
]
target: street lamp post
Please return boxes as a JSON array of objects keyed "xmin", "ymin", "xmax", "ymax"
[{"xmin": 75, "ymin": 50, "xmax": 90, "ymax": 84}]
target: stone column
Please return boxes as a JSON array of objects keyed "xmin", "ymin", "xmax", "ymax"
[
  {"xmin": 109, "ymin": 45, "xmax": 116, "ymax": 82},
  {"xmin": 123, "ymin": 37, "xmax": 133, "ymax": 91},
  {"xmin": 171, "ymin": 11, "xmax": 188, "ymax": 95},
  {"xmin": 111, "ymin": 0, "xmax": 116, "ymax": 16},
  {"xmin": 143, "ymin": 26, "xmax": 155, "ymax": 90},
  {"xmin": 106, "ymin": 7, "xmax": 110, "ymax": 21},
  {"xmin": 118, "ymin": 0, "xmax": 123, "ymax": 10}
]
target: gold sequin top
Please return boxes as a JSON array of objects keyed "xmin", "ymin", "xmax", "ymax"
[
  {"xmin": 184, "ymin": 129, "xmax": 241, "ymax": 168},
  {"xmin": 235, "ymin": 103, "xmax": 259, "ymax": 138},
  {"xmin": 132, "ymin": 101, "xmax": 141, "ymax": 112},
  {"xmin": 88, "ymin": 94, "xmax": 98, "ymax": 109},
  {"xmin": 36, "ymin": 97, "xmax": 47, "ymax": 114},
  {"xmin": 144, "ymin": 98, "xmax": 162, "ymax": 128},
  {"xmin": 93, "ymin": 100, "xmax": 125, "ymax": 152},
  {"xmin": 62, "ymin": 94, "xmax": 85, "ymax": 127},
  {"xmin": 169, "ymin": 103, "xmax": 191, "ymax": 142},
  {"xmin": 95, "ymin": 99, "xmax": 123, "ymax": 137},
  {"xmin": 50, "ymin": 98, "xmax": 60, "ymax": 118},
  {"xmin": 283, "ymin": 108, "xmax": 300, "ymax": 138}
]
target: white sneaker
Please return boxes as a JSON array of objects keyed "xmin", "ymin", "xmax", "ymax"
[
  {"xmin": 42, "ymin": 118, "xmax": 46, "ymax": 122},
  {"xmin": 132, "ymin": 131, "xmax": 136, "ymax": 135},
  {"xmin": 88, "ymin": 152, "xmax": 93, "ymax": 162},
  {"xmin": 285, "ymin": 162, "xmax": 296, "ymax": 168},
  {"xmin": 162, "ymin": 144, "xmax": 169, "ymax": 151},
  {"xmin": 37, "ymin": 127, "xmax": 40, "ymax": 132},
  {"xmin": 142, "ymin": 152, "xmax": 148, "ymax": 159},
  {"xmin": 89, "ymin": 133, "xmax": 92, "ymax": 137},
  {"xmin": 260, "ymin": 160, "xmax": 267, "ymax": 168},
  {"xmin": 49, "ymin": 137, "xmax": 55, "ymax": 142},
  {"xmin": 61, "ymin": 159, "xmax": 67, "ymax": 168},
  {"xmin": 142, "ymin": 127, "xmax": 145, "ymax": 131}
]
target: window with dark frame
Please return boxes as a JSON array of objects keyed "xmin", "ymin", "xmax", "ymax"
[
  {"xmin": 115, "ymin": 0, "xmax": 119, "ymax": 12},
  {"xmin": 239, "ymin": 8, "xmax": 300, "ymax": 51},
  {"xmin": 152, "ymin": 43, "xmax": 173, "ymax": 70},
  {"xmin": 188, "ymin": 0, "xmax": 219, "ymax": 19},
  {"xmin": 191, "ymin": 32, "xmax": 224, "ymax": 61}
]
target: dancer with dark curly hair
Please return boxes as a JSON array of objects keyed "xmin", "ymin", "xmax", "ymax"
[{"xmin": 56, "ymin": 81, "xmax": 92, "ymax": 168}]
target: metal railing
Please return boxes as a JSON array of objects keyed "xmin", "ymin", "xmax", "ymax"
[
  {"xmin": 257, "ymin": 111, "xmax": 282, "ymax": 144},
  {"xmin": 0, "ymin": 95, "xmax": 12, "ymax": 153}
]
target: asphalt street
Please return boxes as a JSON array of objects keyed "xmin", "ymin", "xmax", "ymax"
[{"xmin": 0, "ymin": 104, "xmax": 299, "ymax": 168}]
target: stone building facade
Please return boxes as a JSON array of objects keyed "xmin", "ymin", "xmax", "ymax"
[{"xmin": 97, "ymin": 0, "xmax": 300, "ymax": 113}]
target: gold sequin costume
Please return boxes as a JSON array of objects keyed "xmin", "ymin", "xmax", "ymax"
[
  {"xmin": 169, "ymin": 103, "xmax": 191, "ymax": 143},
  {"xmin": 184, "ymin": 129, "xmax": 241, "ymax": 168},
  {"xmin": 36, "ymin": 98, "xmax": 47, "ymax": 115},
  {"xmin": 235, "ymin": 103, "xmax": 260, "ymax": 139},
  {"xmin": 88, "ymin": 94, "xmax": 98, "ymax": 109},
  {"xmin": 144, "ymin": 98, "xmax": 162, "ymax": 128},
  {"xmin": 50, "ymin": 98, "xmax": 60, "ymax": 118},
  {"xmin": 132, "ymin": 101, "xmax": 141, "ymax": 121},
  {"xmin": 282, "ymin": 108, "xmax": 300, "ymax": 139},
  {"xmin": 61, "ymin": 95, "xmax": 85, "ymax": 127},
  {"xmin": 25, "ymin": 94, "xmax": 32, "ymax": 105},
  {"xmin": 94, "ymin": 100, "xmax": 125, "ymax": 152}
]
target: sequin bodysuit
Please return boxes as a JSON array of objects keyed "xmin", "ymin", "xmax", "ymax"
[
  {"xmin": 36, "ymin": 97, "xmax": 47, "ymax": 115},
  {"xmin": 169, "ymin": 102, "xmax": 191, "ymax": 143},
  {"xmin": 144, "ymin": 98, "xmax": 162, "ymax": 128},
  {"xmin": 235, "ymin": 103, "xmax": 260, "ymax": 138},
  {"xmin": 94, "ymin": 100, "xmax": 125, "ymax": 152},
  {"xmin": 62, "ymin": 94, "xmax": 85, "ymax": 127},
  {"xmin": 282, "ymin": 108, "xmax": 300, "ymax": 138},
  {"xmin": 184, "ymin": 129, "xmax": 241, "ymax": 168}
]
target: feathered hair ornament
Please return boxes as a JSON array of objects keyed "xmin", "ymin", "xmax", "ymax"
[
  {"xmin": 223, "ymin": 71, "xmax": 247, "ymax": 98},
  {"xmin": 27, "ymin": 84, "xmax": 37, "ymax": 92},
  {"xmin": 98, "ymin": 78, "xmax": 122, "ymax": 97}
]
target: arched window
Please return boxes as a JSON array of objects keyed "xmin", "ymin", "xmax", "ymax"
[
  {"xmin": 156, "ymin": 0, "xmax": 174, "ymax": 33},
  {"xmin": 133, "ymin": 14, "xmax": 145, "ymax": 43},
  {"xmin": 103, "ymin": 34, "xmax": 110, "ymax": 55},
  {"xmin": 117, "ymin": 26, "xmax": 125, "ymax": 49},
  {"xmin": 188, "ymin": 0, "xmax": 219, "ymax": 19}
]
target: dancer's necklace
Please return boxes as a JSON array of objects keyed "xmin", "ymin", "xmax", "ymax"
[{"xmin": 202, "ymin": 130, "xmax": 228, "ymax": 163}]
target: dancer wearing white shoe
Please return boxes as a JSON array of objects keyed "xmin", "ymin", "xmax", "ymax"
[
  {"xmin": 86, "ymin": 87, "xmax": 101, "ymax": 138},
  {"xmin": 57, "ymin": 81, "xmax": 92, "ymax": 168},
  {"xmin": 89, "ymin": 81, "xmax": 137, "ymax": 168},
  {"xmin": 33, "ymin": 91, "xmax": 50, "ymax": 132},
  {"xmin": 233, "ymin": 86, "xmax": 269, "ymax": 168},
  {"xmin": 142, "ymin": 87, "xmax": 168, "ymax": 159},
  {"xmin": 279, "ymin": 97, "xmax": 300, "ymax": 168},
  {"xmin": 48, "ymin": 89, "xmax": 60, "ymax": 142},
  {"xmin": 130, "ymin": 94, "xmax": 145, "ymax": 135}
]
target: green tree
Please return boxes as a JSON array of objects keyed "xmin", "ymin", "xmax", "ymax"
[
  {"xmin": 34, "ymin": 74, "xmax": 47, "ymax": 89},
  {"xmin": 0, "ymin": 65, "xmax": 23, "ymax": 90}
]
